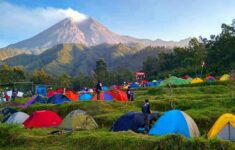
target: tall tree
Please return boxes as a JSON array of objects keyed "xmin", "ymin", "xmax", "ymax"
[{"xmin": 94, "ymin": 59, "xmax": 109, "ymax": 84}]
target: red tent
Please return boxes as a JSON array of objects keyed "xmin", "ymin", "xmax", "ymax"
[
  {"xmin": 109, "ymin": 90, "xmax": 128, "ymax": 102},
  {"xmin": 47, "ymin": 88, "xmax": 78, "ymax": 101},
  {"xmin": 181, "ymin": 75, "xmax": 190, "ymax": 79},
  {"xmin": 23, "ymin": 110, "xmax": 62, "ymax": 128}
]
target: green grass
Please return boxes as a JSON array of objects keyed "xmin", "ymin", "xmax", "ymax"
[{"xmin": 0, "ymin": 81, "xmax": 235, "ymax": 149}]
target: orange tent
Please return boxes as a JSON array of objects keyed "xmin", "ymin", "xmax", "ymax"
[
  {"xmin": 65, "ymin": 91, "xmax": 78, "ymax": 102},
  {"xmin": 109, "ymin": 90, "xmax": 128, "ymax": 102}
]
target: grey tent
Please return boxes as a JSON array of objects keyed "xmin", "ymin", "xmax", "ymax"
[
  {"xmin": 208, "ymin": 113, "xmax": 235, "ymax": 141},
  {"xmin": 217, "ymin": 124, "xmax": 235, "ymax": 141},
  {"xmin": 5, "ymin": 112, "xmax": 29, "ymax": 124}
]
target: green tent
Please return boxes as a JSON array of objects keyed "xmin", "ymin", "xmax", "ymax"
[
  {"xmin": 58, "ymin": 109, "xmax": 98, "ymax": 130},
  {"xmin": 160, "ymin": 76, "xmax": 192, "ymax": 86}
]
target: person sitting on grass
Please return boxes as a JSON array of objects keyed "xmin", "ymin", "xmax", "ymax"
[{"xmin": 141, "ymin": 99, "xmax": 151, "ymax": 134}]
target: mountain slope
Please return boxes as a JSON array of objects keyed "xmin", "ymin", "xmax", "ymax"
[
  {"xmin": 6, "ymin": 17, "xmax": 190, "ymax": 54},
  {"xmin": 0, "ymin": 48, "xmax": 31, "ymax": 61},
  {"xmin": 4, "ymin": 43, "xmax": 166, "ymax": 76}
]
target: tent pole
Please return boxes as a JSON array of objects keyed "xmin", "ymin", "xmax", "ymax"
[{"xmin": 228, "ymin": 123, "xmax": 231, "ymax": 140}]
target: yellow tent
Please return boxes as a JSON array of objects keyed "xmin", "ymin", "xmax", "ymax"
[
  {"xmin": 191, "ymin": 78, "xmax": 203, "ymax": 84},
  {"xmin": 58, "ymin": 109, "xmax": 98, "ymax": 130},
  {"xmin": 220, "ymin": 74, "xmax": 230, "ymax": 81},
  {"xmin": 208, "ymin": 113, "xmax": 235, "ymax": 140}
]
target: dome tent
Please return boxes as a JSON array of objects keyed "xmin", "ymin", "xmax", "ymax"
[
  {"xmin": 205, "ymin": 76, "xmax": 216, "ymax": 82},
  {"xmin": 160, "ymin": 76, "xmax": 191, "ymax": 86},
  {"xmin": 149, "ymin": 109, "xmax": 200, "ymax": 138},
  {"xmin": 23, "ymin": 110, "xmax": 62, "ymax": 128},
  {"xmin": 58, "ymin": 109, "xmax": 98, "ymax": 130},
  {"xmin": 47, "ymin": 94, "xmax": 71, "ymax": 104},
  {"xmin": 111, "ymin": 112, "xmax": 158, "ymax": 132},
  {"xmin": 1, "ymin": 107, "xmax": 18, "ymax": 123},
  {"xmin": 79, "ymin": 93, "xmax": 93, "ymax": 101},
  {"xmin": 130, "ymin": 83, "xmax": 140, "ymax": 89},
  {"xmin": 208, "ymin": 113, "xmax": 235, "ymax": 141},
  {"xmin": 109, "ymin": 90, "xmax": 128, "ymax": 102},
  {"xmin": 5, "ymin": 112, "xmax": 29, "ymax": 124},
  {"xmin": 220, "ymin": 74, "xmax": 230, "ymax": 81},
  {"xmin": 20, "ymin": 95, "xmax": 47, "ymax": 108},
  {"xmin": 191, "ymin": 77, "xmax": 203, "ymax": 84}
]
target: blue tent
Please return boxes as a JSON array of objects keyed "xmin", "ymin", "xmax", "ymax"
[
  {"xmin": 32, "ymin": 95, "xmax": 47, "ymax": 104},
  {"xmin": 103, "ymin": 92, "xmax": 113, "ymax": 101},
  {"xmin": 79, "ymin": 93, "xmax": 92, "ymax": 101},
  {"xmin": 130, "ymin": 83, "xmax": 140, "ymax": 89},
  {"xmin": 102, "ymin": 86, "xmax": 109, "ymax": 91},
  {"xmin": 36, "ymin": 85, "xmax": 47, "ymax": 96},
  {"xmin": 147, "ymin": 81, "xmax": 161, "ymax": 87},
  {"xmin": 111, "ymin": 112, "xmax": 157, "ymax": 132},
  {"xmin": 149, "ymin": 109, "xmax": 200, "ymax": 138},
  {"xmin": 1, "ymin": 107, "xmax": 18, "ymax": 123},
  {"xmin": 47, "ymin": 94, "xmax": 70, "ymax": 104}
]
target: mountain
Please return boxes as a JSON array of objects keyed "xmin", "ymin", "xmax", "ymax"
[
  {"xmin": 0, "ymin": 48, "xmax": 31, "ymax": 61},
  {"xmin": 4, "ymin": 43, "xmax": 168, "ymax": 76},
  {"xmin": 6, "ymin": 17, "xmax": 190, "ymax": 54}
]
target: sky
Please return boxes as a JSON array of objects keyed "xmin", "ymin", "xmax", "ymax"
[{"xmin": 0, "ymin": 0, "xmax": 235, "ymax": 48}]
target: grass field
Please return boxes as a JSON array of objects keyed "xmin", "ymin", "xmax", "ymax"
[{"xmin": 0, "ymin": 81, "xmax": 235, "ymax": 149}]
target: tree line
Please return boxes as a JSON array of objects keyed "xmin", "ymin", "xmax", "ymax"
[
  {"xmin": 0, "ymin": 59, "xmax": 134, "ymax": 91},
  {"xmin": 142, "ymin": 20, "xmax": 235, "ymax": 80}
]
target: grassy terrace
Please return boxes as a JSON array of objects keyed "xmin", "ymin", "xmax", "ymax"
[{"xmin": 0, "ymin": 81, "xmax": 235, "ymax": 149}]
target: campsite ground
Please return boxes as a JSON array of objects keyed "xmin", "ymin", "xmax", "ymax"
[{"xmin": 0, "ymin": 81, "xmax": 235, "ymax": 149}]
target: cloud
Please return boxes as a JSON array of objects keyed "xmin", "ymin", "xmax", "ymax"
[{"xmin": 0, "ymin": 2, "xmax": 88, "ymax": 47}]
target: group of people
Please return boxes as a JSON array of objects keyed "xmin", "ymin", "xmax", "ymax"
[
  {"xmin": 95, "ymin": 81, "xmax": 152, "ymax": 133},
  {"xmin": 0, "ymin": 89, "xmax": 18, "ymax": 102}
]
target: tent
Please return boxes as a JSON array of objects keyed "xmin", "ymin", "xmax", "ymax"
[
  {"xmin": 20, "ymin": 95, "xmax": 46, "ymax": 108},
  {"xmin": 205, "ymin": 76, "xmax": 216, "ymax": 82},
  {"xmin": 191, "ymin": 77, "xmax": 203, "ymax": 84},
  {"xmin": 93, "ymin": 91, "xmax": 114, "ymax": 101},
  {"xmin": 109, "ymin": 90, "xmax": 128, "ymax": 102},
  {"xmin": 181, "ymin": 75, "xmax": 191, "ymax": 79},
  {"xmin": 47, "ymin": 94, "xmax": 71, "ymax": 104},
  {"xmin": 149, "ymin": 109, "xmax": 200, "ymax": 138},
  {"xmin": 47, "ymin": 88, "xmax": 78, "ymax": 101},
  {"xmin": 102, "ymin": 86, "xmax": 109, "ymax": 91},
  {"xmin": 160, "ymin": 76, "xmax": 190, "ymax": 86},
  {"xmin": 147, "ymin": 81, "xmax": 161, "ymax": 87},
  {"xmin": 220, "ymin": 74, "xmax": 230, "ymax": 81},
  {"xmin": 58, "ymin": 109, "xmax": 98, "ymax": 130},
  {"xmin": 23, "ymin": 110, "xmax": 62, "ymax": 128},
  {"xmin": 208, "ymin": 113, "xmax": 235, "ymax": 141},
  {"xmin": 111, "ymin": 112, "xmax": 158, "ymax": 132},
  {"xmin": 130, "ymin": 83, "xmax": 140, "ymax": 89},
  {"xmin": 65, "ymin": 91, "xmax": 78, "ymax": 102},
  {"xmin": 79, "ymin": 93, "xmax": 93, "ymax": 101},
  {"xmin": 5, "ymin": 112, "xmax": 29, "ymax": 124},
  {"xmin": 1, "ymin": 107, "xmax": 18, "ymax": 123}
]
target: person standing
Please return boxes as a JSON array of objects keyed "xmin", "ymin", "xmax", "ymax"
[
  {"xmin": 96, "ymin": 81, "xmax": 103, "ymax": 100},
  {"xmin": 126, "ymin": 87, "xmax": 134, "ymax": 101},
  {"xmin": 142, "ymin": 99, "xmax": 151, "ymax": 134}
]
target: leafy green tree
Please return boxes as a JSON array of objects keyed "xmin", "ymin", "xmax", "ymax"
[{"xmin": 94, "ymin": 59, "xmax": 109, "ymax": 84}]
